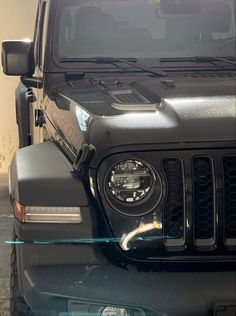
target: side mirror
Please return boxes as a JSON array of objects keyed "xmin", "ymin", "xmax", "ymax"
[{"xmin": 1, "ymin": 40, "xmax": 35, "ymax": 76}]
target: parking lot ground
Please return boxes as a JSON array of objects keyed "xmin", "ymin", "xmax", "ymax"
[{"xmin": 0, "ymin": 174, "xmax": 12, "ymax": 316}]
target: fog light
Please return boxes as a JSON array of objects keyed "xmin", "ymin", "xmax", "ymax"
[
  {"xmin": 13, "ymin": 201, "xmax": 82, "ymax": 223},
  {"xmin": 101, "ymin": 307, "xmax": 129, "ymax": 316}
]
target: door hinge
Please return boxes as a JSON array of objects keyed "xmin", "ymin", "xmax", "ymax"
[{"xmin": 35, "ymin": 109, "xmax": 46, "ymax": 128}]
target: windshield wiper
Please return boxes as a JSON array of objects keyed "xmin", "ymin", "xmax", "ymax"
[
  {"xmin": 60, "ymin": 57, "xmax": 167, "ymax": 77},
  {"xmin": 159, "ymin": 56, "xmax": 236, "ymax": 67}
]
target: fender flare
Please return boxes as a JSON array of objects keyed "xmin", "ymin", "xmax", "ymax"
[{"xmin": 9, "ymin": 141, "xmax": 88, "ymax": 207}]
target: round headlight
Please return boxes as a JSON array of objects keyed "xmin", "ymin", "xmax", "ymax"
[
  {"xmin": 108, "ymin": 160, "xmax": 154, "ymax": 203},
  {"xmin": 104, "ymin": 159, "xmax": 162, "ymax": 216}
]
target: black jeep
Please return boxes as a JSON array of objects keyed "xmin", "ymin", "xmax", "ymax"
[{"xmin": 2, "ymin": 0, "xmax": 236, "ymax": 315}]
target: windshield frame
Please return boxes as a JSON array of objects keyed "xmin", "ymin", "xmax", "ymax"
[{"xmin": 51, "ymin": 0, "xmax": 236, "ymax": 71}]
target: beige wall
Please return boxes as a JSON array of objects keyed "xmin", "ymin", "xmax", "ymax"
[{"xmin": 0, "ymin": 1, "xmax": 37, "ymax": 172}]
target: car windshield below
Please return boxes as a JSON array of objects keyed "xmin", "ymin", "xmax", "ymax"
[{"xmin": 55, "ymin": 0, "xmax": 236, "ymax": 62}]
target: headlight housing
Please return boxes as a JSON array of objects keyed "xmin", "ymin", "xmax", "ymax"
[
  {"xmin": 108, "ymin": 160, "xmax": 153, "ymax": 203},
  {"xmin": 104, "ymin": 159, "xmax": 162, "ymax": 216}
]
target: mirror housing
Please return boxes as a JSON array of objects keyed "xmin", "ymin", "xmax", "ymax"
[{"xmin": 1, "ymin": 40, "xmax": 35, "ymax": 76}]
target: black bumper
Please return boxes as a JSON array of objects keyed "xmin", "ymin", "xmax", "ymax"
[{"xmin": 22, "ymin": 264, "xmax": 236, "ymax": 316}]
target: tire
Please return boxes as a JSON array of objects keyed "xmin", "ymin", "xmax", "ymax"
[{"xmin": 10, "ymin": 232, "xmax": 34, "ymax": 316}]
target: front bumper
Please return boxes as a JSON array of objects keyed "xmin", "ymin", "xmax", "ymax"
[{"xmin": 22, "ymin": 263, "xmax": 236, "ymax": 316}]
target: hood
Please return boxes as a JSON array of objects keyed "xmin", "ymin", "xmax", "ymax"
[{"xmin": 47, "ymin": 73, "xmax": 236, "ymax": 164}]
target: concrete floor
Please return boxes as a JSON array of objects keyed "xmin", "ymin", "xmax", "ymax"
[{"xmin": 0, "ymin": 174, "xmax": 12, "ymax": 316}]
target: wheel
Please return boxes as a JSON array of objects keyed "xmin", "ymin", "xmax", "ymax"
[{"xmin": 10, "ymin": 232, "xmax": 34, "ymax": 316}]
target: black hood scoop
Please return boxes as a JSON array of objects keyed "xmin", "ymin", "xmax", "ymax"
[
  {"xmin": 109, "ymin": 89, "xmax": 150, "ymax": 104},
  {"xmin": 109, "ymin": 88, "xmax": 162, "ymax": 111}
]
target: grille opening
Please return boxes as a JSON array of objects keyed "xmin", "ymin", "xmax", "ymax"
[
  {"xmin": 192, "ymin": 157, "xmax": 215, "ymax": 248},
  {"xmin": 163, "ymin": 158, "xmax": 185, "ymax": 249},
  {"xmin": 223, "ymin": 156, "xmax": 236, "ymax": 246}
]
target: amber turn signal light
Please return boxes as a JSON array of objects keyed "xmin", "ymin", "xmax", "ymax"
[
  {"xmin": 13, "ymin": 200, "xmax": 26, "ymax": 222},
  {"xmin": 12, "ymin": 200, "xmax": 82, "ymax": 224}
]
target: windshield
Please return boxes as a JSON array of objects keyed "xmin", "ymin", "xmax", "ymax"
[{"xmin": 55, "ymin": 0, "xmax": 236, "ymax": 60}]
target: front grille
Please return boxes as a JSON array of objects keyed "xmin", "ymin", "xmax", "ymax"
[
  {"xmin": 161, "ymin": 153, "xmax": 236, "ymax": 252},
  {"xmin": 223, "ymin": 156, "xmax": 236, "ymax": 243},
  {"xmin": 98, "ymin": 149, "xmax": 236, "ymax": 261},
  {"xmin": 192, "ymin": 157, "xmax": 215, "ymax": 245},
  {"xmin": 163, "ymin": 159, "xmax": 185, "ymax": 246}
]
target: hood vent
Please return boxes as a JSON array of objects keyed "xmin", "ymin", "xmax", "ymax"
[
  {"xmin": 67, "ymin": 79, "xmax": 95, "ymax": 88},
  {"xmin": 109, "ymin": 89, "xmax": 150, "ymax": 104},
  {"xmin": 109, "ymin": 89, "xmax": 160, "ymax": 111}
]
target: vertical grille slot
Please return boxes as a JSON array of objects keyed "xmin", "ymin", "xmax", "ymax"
[
  {"xmin": 223, "ymin": 156, "xmax": 236, "ymax": 247},
  {"xmin": 163, "ymin": 158, "xmax": 185, "ymax": 249},
  {"xmin": 192, "ymin": 157, "xmax": 215, "ymax": 248}
]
